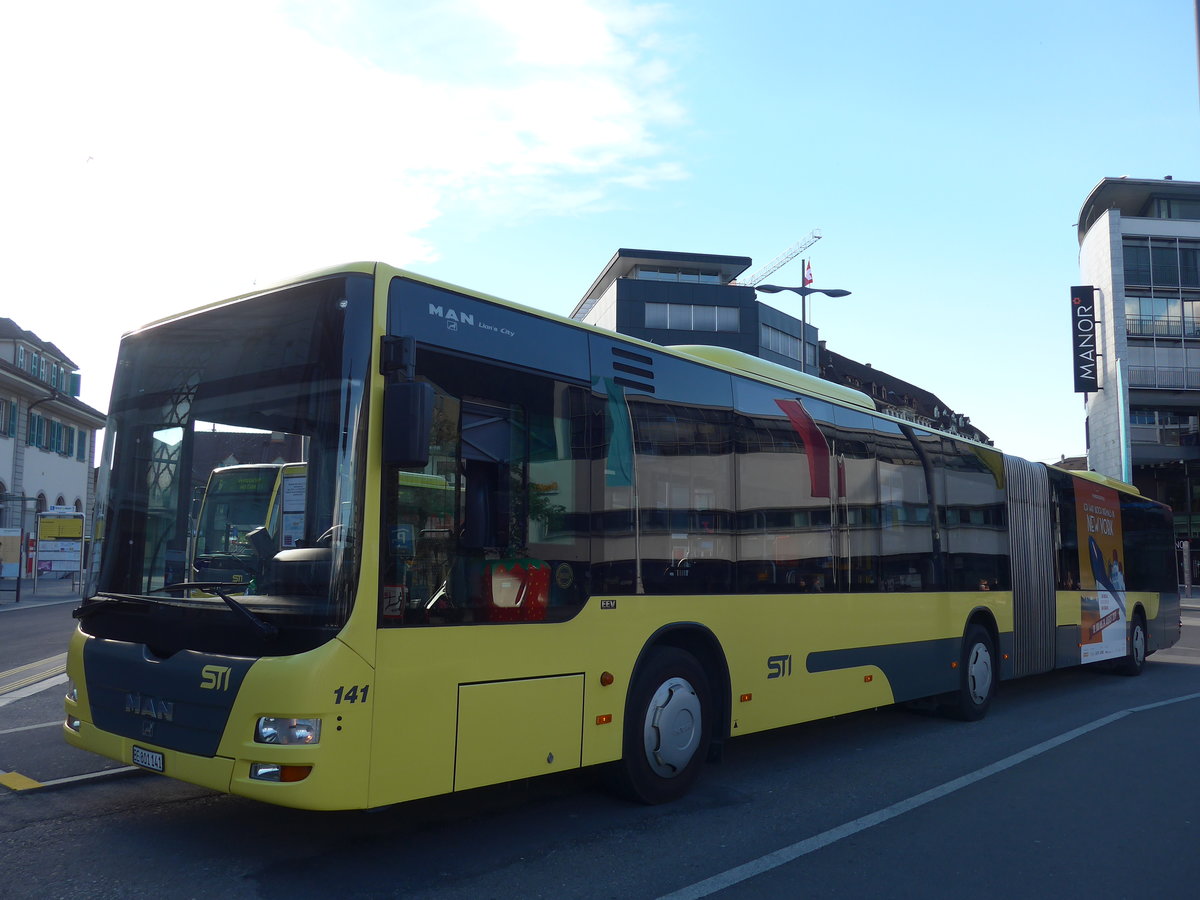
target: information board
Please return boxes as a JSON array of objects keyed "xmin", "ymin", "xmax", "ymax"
[
  {"xmin": 36, "ymin": 512, "xmax": 84, "ymax": 578},
  {"xmin": 0, "ymin": 527, "xmax": 21, "ymax": 580}
]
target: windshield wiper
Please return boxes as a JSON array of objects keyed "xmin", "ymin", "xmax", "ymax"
[
  {"xmin": 156, "ymin": 581, "xmax": 279, "ymax": 639},
  {"xmin": 75, "ymin": 583, "xmax": 278, "ymax": 639},
  {"xmin": 74, "ymin": 593, "xmax": 158, "ymax": 619}
]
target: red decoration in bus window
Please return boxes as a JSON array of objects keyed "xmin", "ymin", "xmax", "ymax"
[
  {"xmin": 486, "ymin": 559, "xmax": 551, "ymax": 622},
  {"xmin": 774, "ymin": 398, "xmax": 832, "ymax": 499}
]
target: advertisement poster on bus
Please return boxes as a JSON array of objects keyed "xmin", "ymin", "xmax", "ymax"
[{"xmin": 1075, "ymin": 481, "xmax": 1127, "ymax": 663}]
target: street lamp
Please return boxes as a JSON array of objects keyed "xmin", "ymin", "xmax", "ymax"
[{"xmin": 755, "ymin": 284, "xmax": 852, "ymax": 376}]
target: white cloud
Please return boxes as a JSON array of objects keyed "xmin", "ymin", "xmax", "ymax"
[
  {"xmin": 468, "ymin": 0, "xmax": 621, "ymax": 68},
  {"xmin": 0, "ymin": 0, "xmax": 685, "ymax": 411}
]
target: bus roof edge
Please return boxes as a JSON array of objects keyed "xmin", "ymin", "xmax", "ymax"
[{"xmin": 667, "ymin": 344, "xmax": 877, "ymax": 411}]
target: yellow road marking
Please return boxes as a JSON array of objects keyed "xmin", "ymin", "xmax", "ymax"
[
  {"xmin": 0, "ymin": 653, "xmax": 66, "ymax": 681},
  {"xmin": 0, "ymin": 664, "xmax": 67, "ymax": 696},
  {"xmin": 0, "ymin": 771, "xmax": 43, "ymax": 791}
]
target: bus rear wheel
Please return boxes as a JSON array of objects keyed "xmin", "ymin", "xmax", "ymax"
[
  {"xmin": 1114, "ymin": 612, "xmax": 1147, "ymax": 677},
  {"xmin": 618, "ymin": 647, "xmax": 711, "ymax": 804},
  {"xmin": 944, "ymin": 625, "xmax": 996, "ymax": 721}
]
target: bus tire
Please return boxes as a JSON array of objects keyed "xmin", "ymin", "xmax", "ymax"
[
  {"xmin": 945, "ymin": 624, "xmax": 996, "ymax": 721},
  {"xmin": 618, "ymin": 647, "xmax": 711, "ymax": 804},
  {"xmin": 1114, "ymin": 612, "xmax": 1147, "ymax": 677}
]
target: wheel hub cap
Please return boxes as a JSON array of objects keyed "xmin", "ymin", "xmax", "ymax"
[
  {"xmin": 967, "ymin": 642, "xmax": 993, "ymax": 704},
  {"xmin": 643, "ymin": 677, "xmax": 701, "ymax": 778}
]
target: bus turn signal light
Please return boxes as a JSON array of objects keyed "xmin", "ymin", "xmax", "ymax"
[
  {"xmin": 596, "ymin": 714, "xmax": 612, "ymax": 725},
  {"xmin": 250, "ymin": 763, "xmax": 312, "ymax": 783},
  {"xmin": 740, "ymin": 693, "xmax": 752, "ymax": 702}
]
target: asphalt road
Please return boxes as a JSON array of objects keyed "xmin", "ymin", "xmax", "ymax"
[{"xmin": 2, "ymin": 598, "xmax": 1199, "ymax": 899}]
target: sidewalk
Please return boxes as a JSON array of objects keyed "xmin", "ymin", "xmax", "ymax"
[{"xmin": 0, "ymin": 576, "xmax": 83, "ymax": 611}]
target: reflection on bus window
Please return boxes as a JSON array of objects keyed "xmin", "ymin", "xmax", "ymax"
[
  {"xmin": 380, "ymin": 352, "xmax": 593, "ymax": 626},
  {"xmin": 191, "ymin": 462, "xmax": 307, "ymax": 586}
]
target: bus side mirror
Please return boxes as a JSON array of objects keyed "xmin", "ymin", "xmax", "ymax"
[{"xmin": 384, "ymin": 381, "xmax": 433, "ymax": 469}]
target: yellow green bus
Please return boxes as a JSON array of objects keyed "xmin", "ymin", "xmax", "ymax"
[
  {"xmin": 65, "ymin": 262, "xmax": 1181, "ymax": 809},
  {"xmin": 190, "ymin": 462, "xmax": 308, "ymax": 587}
]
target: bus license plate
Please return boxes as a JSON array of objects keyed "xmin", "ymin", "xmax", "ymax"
[{"xmin": 132, "ymin": 746, "xmax": 164, "ymax": 773}]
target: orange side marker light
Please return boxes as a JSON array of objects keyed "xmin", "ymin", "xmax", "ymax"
[{"xmin": 596, "ymin": 714, "xmax": 613, "ymax": 725}]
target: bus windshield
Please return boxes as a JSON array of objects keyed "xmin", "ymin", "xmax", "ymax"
[{"xmin": 85, "ymin": 274, "xmax": 373, "ymax": 655}]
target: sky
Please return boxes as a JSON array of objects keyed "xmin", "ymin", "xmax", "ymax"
[{"xmin": 3, "ymin": 0, "xmax": 1199, "ymax": 464}]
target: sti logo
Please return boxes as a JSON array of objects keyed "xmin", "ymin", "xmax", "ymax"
[
  {"xmin": 200, "ymin": 665, "xmax": 232, "ymax": 691},
  {"xmin": 767, "ymin": 654, "xmax": 793, "ymax": 679}
]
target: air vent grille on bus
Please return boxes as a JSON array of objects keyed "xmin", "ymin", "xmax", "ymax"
[{"xmin": 610, "ymin": 346, "xmax": 655, "ymax": 393}]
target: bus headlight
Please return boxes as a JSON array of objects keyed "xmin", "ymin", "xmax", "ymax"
[
  {"xmin": 255, "ymin": 716, "xmax": 322, "ymax": 745},
  {"xmin": 66, "ymin": 679, "xmax": 78, "ymax": 703}
]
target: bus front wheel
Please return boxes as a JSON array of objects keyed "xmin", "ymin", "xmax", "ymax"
[
  {"xmin": 618, "ymin": 647, "xmax": 711, "ymax": 804},
  {"xmin": 944, "ymin": 625, "xmax": 996, "ymax": 721}
]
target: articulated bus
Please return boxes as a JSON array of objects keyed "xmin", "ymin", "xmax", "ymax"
[{"xmin": 65, "ymin": 262, "xmax": 1181, "ymax": 809}]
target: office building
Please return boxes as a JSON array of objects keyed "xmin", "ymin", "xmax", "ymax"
[
  {"xmin": 1076, "ymin": 176, "xmax": 1200, "ymax": 537},
  {"xmin": 570, "ymin": 248, "xmax": 989, "ymax": 443}
]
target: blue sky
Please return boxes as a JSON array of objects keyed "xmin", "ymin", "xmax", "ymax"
[{"xmin": 4, "ymin": 0, "xmax": 1198, "ymax": 463}]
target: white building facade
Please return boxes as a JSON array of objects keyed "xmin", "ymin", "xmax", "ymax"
[{"xmin": 0, "ymin": 318, "xmax": 105, "ymax": 538}]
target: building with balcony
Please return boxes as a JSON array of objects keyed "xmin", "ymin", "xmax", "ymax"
[
  {"xmin": 0, "ymin": 318, "xmax": 106, "ymax": 539},
  {"xmin": 1077, "ymin": 176, "xmax": 1200, "ymax": 535},
  {"xmin": 570, "ymin": 248, "xmax": 989, "ymax": 443}
]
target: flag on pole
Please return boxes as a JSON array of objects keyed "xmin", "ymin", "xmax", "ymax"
[{"xmin": 803, "ymin": 259, "xmax": 813, "ymax": 286}]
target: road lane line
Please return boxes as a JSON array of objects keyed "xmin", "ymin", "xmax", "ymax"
[
  {"xmin": 0, "ymin": 664, "xmax": 67, "ymax": 695},
  {"xmin": 0, "ymin": 767, "xmax": 142, "ymax": 793},
  {"xmin": 659, "ymin": 691, "xmax": 1200, "ymax": 900},
  {"xmin": 0, "ymin": 721, "xmax": 60, "ymax": 736},
  {"xmin": 0, "ymin": 653, "xmax": 66, "ymax": 681},
  {"xmin": 0, "ymin": 673, "xmax": 67, "ymax": 708},
  {"xmin": 36, "ymin": 767, "xmax": 140, "ymax": 788},
  {"xmin": 0, "ymin": 771, "xmax": 43, "ymax": 791}
]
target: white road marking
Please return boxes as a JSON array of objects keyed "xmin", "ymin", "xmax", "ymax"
[
  {"xmin": 0, "ymin": 673, "xmax": 68, "ymax": 708},
  {"xmin": 659, "ymin": 691, "xmax": 1200, "ymax": 900},
  {"xmin": 0, "ymin": 720, "xmax": 60, "ymax": 736}
]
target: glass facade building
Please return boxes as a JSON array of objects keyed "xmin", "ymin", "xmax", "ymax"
[{"xmin": 1077, "ymin": 177, "xmax": 1200, "ymax": 544}]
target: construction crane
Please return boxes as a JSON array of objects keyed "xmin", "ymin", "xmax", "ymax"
[{"xmin": 741, "ymin": 229, "xmax": 822, "ymax": 286}]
